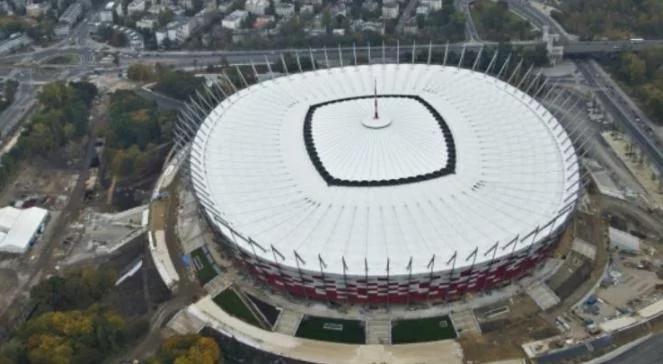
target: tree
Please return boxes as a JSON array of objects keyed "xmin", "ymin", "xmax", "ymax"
[
  {"xmin": 29, "ymin": 268, "xmax": 116, "ymax": 313},
  {"xmin": 620, "ymin": 53, "xmax": 646, "ymax": 84},
  {"xmin": 150, "ymin": 335, "xmax": 222, "ymax": 364},
  {"xmin": 127, "ymin": 64, "xmax": 156, "ymax": 82}
]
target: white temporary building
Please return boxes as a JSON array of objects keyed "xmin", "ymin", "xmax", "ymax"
[
  {"xmin": 608, "ymin": 227, "xmax": 640, "ymax": 253},
  {"xmin": 0, "ymin": 206, "xmax": 48, "ymax": 254}
]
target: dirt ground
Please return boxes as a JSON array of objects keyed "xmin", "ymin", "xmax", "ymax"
[
  {"xmin": 0, "ymin": 162, "xmax": 79, "ymax": 211},
  {"xmin": 460, "ymin": 315, "xmax": 557, "ymax": 362}
]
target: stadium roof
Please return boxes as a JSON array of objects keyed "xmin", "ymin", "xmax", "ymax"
[
  {"xmin": 0, "ymin": 206, "xmax": 48, "ymax": 254},
  {"xmin": 190, "ymin": 64, "xmax": 579, "ymax": 275}
]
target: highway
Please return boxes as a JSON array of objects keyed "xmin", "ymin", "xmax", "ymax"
[
  {"xmin": 604, "ymin": 333, "xmax": 663, "ymax": 364},
  {"xmin": 0, "ymin": 69, "xmax": 36, "ymax": 138},
  {"xmin": 506, "ymin": 0, "xmax": 575, "ymax": 43},
  {"xmin": 576, "ymin": 60, "xmax": 663, "ymax": 176}
]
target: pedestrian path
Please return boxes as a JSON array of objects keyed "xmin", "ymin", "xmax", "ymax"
[{"xmin": 274, "ymin": 309, "xmax": 303, "ymax": 336}]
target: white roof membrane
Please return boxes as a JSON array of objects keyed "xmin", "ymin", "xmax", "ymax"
[{"xmin": 190, "ymin": 64, "xmax": 579, "ymax": 275}]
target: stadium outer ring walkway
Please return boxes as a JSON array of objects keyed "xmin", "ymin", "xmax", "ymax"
[{"xmin": 179, "ymin": 296, "xmax": 464, "ymax": 364}]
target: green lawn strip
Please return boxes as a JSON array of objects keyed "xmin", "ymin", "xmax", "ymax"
[
  {"xmin": 295, "ymin": 316, "xmax": 365, "ymax": 344},
  {"xmin": 213, "ymin": 289, "xmax": 262, "ymax": 327},
  {"xmin": 190, "ymin": 247, "xmax": 218, "ymax": 284},
  {"xmin": 391, "ymin": 316, "xmax": 457, "ymax": 344}
]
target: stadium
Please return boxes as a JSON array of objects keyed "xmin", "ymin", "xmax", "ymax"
[{"xmin": 187, "ymin": 63, "xmax": 580, "ymax": 304}]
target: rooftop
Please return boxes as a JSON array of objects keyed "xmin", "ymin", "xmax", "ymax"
[{"xmin": 190, "ymin": 64, "xmax": 579, "ymax": 275}]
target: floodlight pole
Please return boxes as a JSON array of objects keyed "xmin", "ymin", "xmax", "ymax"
[
  {"xmin": 221, "ymin": 71, "xmax": 238, "ymax": 93},
  {"xmin": 506, "ymin": 58, "xmax": 523, "ymax": 86},
  {"xmin": 516, "ymin": 65, "xmax": 534, "ymax": 90},
  {"xmin": 264, "ymin": 56, "xmax": 273, "ymax": 78},
  {"xmin": 309, "ymin": 48, "xmax": 316, "ymax": 70},
  {"xmin": 444, "ymin": 251, "xmax": 456, "ymax": 303},
  {"xmin": 293, "ymin": 250, "xmax": 309, "ymax": 300},
  {"xmin": 338, "ymin": 44, "xmax": 343, "ymax": 66},
  {"xmin": 525, "ymin": 70, "xmax": 543, "ymax": 95},
  {"xmin": 479, "ymin": 241, "xmax": 499, "ymax": 292},
  {"xmin": 323, "ymin": 46, "xmax": 330, "ymax": 68},
  {"xmin": 427, "ymin": 41, "xmax": 432, "ymax": 65},
  {"xmin": 485, "ymin": 50, "xmax": 498, "ymax": 75},
  {"xmin": 411, "ymin": 40, "xmax": 416, "ymax": 64},
  {"xmin": 353, "ymin": 43, "xmax": 357, "ymax": 65},
  {"xmin": 382, "ymin": 41, "xmax": 386, "ymax": 63},
  {"xmin": 386, "ymin": 258, "xmax": 390, "ymax": 310},
  {"xmin": 367, "ymin": 42, "xmax": 371, "ymax": 64},
  {"xmin": 318, "ymin": 254, "xmax": 331, "ymax": 302},
  {"xmin": 280, "ymin": 53, "xmax": 289, "ymax": 75},
  {"xmin": 457, "ymin": 44, "xmax": 466, "ymax": 70},
  {"xmin": 496, "ymin": 53, "xmax": 511, "ymax": 80},
  {"xmin": 472, "ymin": 45, "xmax": 483, "ymax": 71},
  {"xmin": 364, "ymin": 258, "xmax": 369, "ymax": 303},
  {"xmin": 533, "ymin": 77, "xmax": 550, "ymax": 101},
  {"xmin": 443, "ymin": 41, "xmax": 449, "ymax": 66},
  {"xmin": 295, "ymin": 51, "xmax": 303, "ymax": 73},
  {"xmin": 249, "ymin": 60, "xmax": 259, "ymax": 81},
  {"xmin": 342, "ymin": 256, "xmax": 349, "ymax": 302},
  {"xmin": 271, "ymin": 245, "xmax": 291, "ymax": 298},
  {"xmin": 406, "ymin": 257, "xmax": 413, "ymax": 306},
  {"xmin": 396, "ymin": 40, "xmax": 400, "ymax": 64},
  {"xmin": 235, "ymin": 65, "xmax": 249, "ymax": 88},
  {"xmin": 427, "ymin": 254, "xmax": 435, "ymax": 300}
]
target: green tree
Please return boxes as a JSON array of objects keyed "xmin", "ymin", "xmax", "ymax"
[
  {"xmin": 127, "ymin": 63, "xmax": 157, "ymax": 82},
  {"xmin": 620, "ymin": 53, "xmax": 646, "ymax": 84},
  {"xmin": 149, "ymin": 335, "xmax": 222, "ymax": 364}
]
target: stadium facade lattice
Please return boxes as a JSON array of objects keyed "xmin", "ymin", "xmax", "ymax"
[{"xmin": 184, "ymin": 60, "xmax": 581, "ymax": 304}]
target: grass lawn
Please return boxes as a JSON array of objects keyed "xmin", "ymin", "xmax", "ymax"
[
  {"xmin": 391, "ymin": 316, "xmax": 457, "ymax": 344},
  {"xmin": 190, "ymin": 247, "xmax": 218, "ymax": 284},
  {"xmin": 296, "ymin": 316, "xmax": 365, "ymax": 344},
  {"xmin": 213, "ymin": 289, "xmax": 262, "ymax": 327}
]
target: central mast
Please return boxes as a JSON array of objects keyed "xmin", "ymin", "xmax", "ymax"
[{"xmin": 373, "ymin": 79, "xmax": 379, "ymax": 119}]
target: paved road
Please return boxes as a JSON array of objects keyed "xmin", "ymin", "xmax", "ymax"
[
  {"xmin": 576, "ymin": 60, "xmax": 663, "ymax": 176},
  {"xmin": 604, "ymin": 333, "xmax": 663, "ymax": 364},
  {"xmin": 0, "ymin": 69, "xmax": 35, "ymax": 138},
  {"xmin": 455, "ymin": 0, "xmax": 481, "ymax": 42},
  {"xmin": 507, "ymin": 0, "xmax": 575, "ymax": 42}
]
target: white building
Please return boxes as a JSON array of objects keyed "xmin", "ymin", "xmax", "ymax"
[
  {"xmin": 245, "ymin": 0, "xmax": 269, "ymax": 15},
  {"xmin": 26, "ymin": 2, "xmax": 50, "ymax": 17},
  {"xmin": 54, "ymin": 2, "xmax": 83, "ymax": 37},
  {"xmin": 115, "ymin": 1, "xmax": 124, "ymax": 16},
  {"xmin": 127, "ymin": 0, "xmax": 146, "ymax": 16},
  {"xmin": 382, "ymin": 0, "xmax": 399, "ymax": 19},
  {"xmin": 275, "ymin": 2, "xmax": 294, "ymax": 17},
  {"xmin": 608, "ymin": 227, "xmax": 641, "ymax": 253},
  {"xmin": 416, "ymin": 4, "xmax": 430, "ymax": 16},
  {"xmin": 156, "ymin": 19, "xmax": 194, "ymax": 46},
  {"xmin": 0, "ymin": 206, "xmax": 48, "ymax": 254},
  {"xmin": 420, "ymin": 0, "xmax": 442, "ymax": 11},
  {"xmin": 136, "ymin": 16, "xmax": 157, "ymax": 30},
  {"xmin": 222, "ymin": 10, "xmax": 248, "ymax": 30},
  {"xmin": 100, "ymin": 1, "xmax": 115, "ymax": 22},
  {"xmin": 300, "ymin": 4, "xmax": 313, "ymax": 15},
  {"xmin": 362, "ymin": 0, "xmax": 379, "ymax": 12},
  {"xmin": 217, "ymin": 0, "xmax": 234, "ymax": 13},
  {"xmin": 0, "ymin": 33, "xmax": 32, "ymax": 56},
  {"xmin": 59, "ymin": 2, "xmax": 82, "ymax": 24}
]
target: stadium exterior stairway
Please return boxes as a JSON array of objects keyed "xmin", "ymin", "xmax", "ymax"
[
  {"xmin": 274, "ymin": 309, "xmax": 303, "ymax": 336},
  {"xmin": 366, "ymin": 318, "xmax": 392, "ymax": 344}
]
